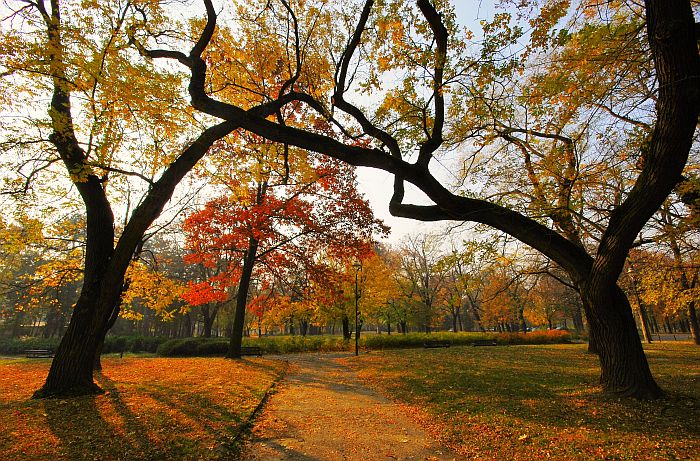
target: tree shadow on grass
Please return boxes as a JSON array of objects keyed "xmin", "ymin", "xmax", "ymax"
[
  {"xmin": 377, "ymin": 346, "xmax": 700, "ymax": 440},
  {"xmin": 43, "ymin": 375, "xmax": 155, "ymax": 461},
  {"xmin": 132, "ymin": 379, "xmax": 268, "ymax": 458}
]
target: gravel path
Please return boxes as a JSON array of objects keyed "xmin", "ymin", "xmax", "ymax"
[{"xmin": 241, "ymin": 353, "xmax": 461, "ymax": 461}]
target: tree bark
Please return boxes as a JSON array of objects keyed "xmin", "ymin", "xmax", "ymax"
[
  {"xmin": 202, "ymin": 303, "xmax": 219, "ymax": 338},
  {"xmin": 342, "ymin": 315, "xmax": 351, "ymax": 340},
  {"xmin": 34, "ymin": 295, "xmax": 106, "ymax": 397},
  {"xmin": 94, "ymin": 301, "xmax": 122, "ymax": 371},
  {"xmin": 571, "ymin": 303, "xmax": 583, "ymax": 333},
  {"xmin": 227, "ymin": 237, "xmax": 259, "ymax": 358},
  {"xmin": 688, "ymin": 302, "xmax": 700, "ymax": 345},
  {"xmin": 581, "ymin": 284, "xmax": 662, "ymax": 398}
]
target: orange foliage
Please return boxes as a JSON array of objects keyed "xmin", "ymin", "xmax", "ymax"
[{"xmin": 0, "ymin": 357, "xmax": 285, "ymax": 460}]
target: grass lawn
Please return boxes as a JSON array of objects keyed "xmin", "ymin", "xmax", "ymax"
[
  {"xmin": 349, "ymin": 343, "xmax": 699, "ymax": 460},
  {"xmin": 0, "ymin": 356, "xmax": 286, "ymax": 460}
]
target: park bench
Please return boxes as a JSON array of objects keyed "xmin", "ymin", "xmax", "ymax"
[
  {"xmin": 472, "ymin": 339, "xmax": 498, "ymax": 347},
  {"xmin": 25, "ymin": 349, "xmax": 54, "ymax": 358},
  {"xmin": 423, "ymin": 340, "xmax": 451, "ymax": 348},
  {"xmin": 240, "ymin": 346, "xmax": 263, "ymax": 357}
]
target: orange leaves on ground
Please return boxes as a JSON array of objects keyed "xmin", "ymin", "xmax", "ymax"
[{"xmin": 0, "ymin": 357, "xmax": 285, "ymax": 461}]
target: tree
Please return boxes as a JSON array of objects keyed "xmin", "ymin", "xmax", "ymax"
[
  {"xmin": 398, "ymin": 234, "xmax": 447, "ymax": 333},
  {"xmin": 650, "ymin": 201, "xmax": 700, "ymax": 344},
  {"xmin": 438, "ymin": 239, "xmax": 502, "ymax": 332},
  {"xmin": 527, "ymin": 274, "xmax": 581, "ymax": 331},
  {"xmin": 182, "ymin": 142, "xmax": 385, "ymax": 357},
  {"xmin": 147, "ymin": 0, "xmax": 698, "ymax": 398},
  {"xmin": 0, "ymin": 0, "xmax": 319, "ymax": 396},
  {"xmin": 358, "ymin": 248, "xmax": 402, "ymax": 334},
  {"xmin": 634, "ymin": 249, "xmax": 700, "ymax": 343}
]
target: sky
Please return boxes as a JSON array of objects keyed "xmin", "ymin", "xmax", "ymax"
[{"xmin": 354, "ymin": 0, "xmax": 496, "ymax": 246}]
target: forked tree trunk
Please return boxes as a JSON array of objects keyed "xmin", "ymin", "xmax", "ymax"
[
  {"xmin": 34, "ymin": 297, "xmax": 106, "ymax": 397},
  {"xmin": 94, "ymin": 301, "xmax": 122, "ymax": 371},
  {"xmin": 582, "ymin": 284, "xmax": 662, "ymax": 399},
  {"xmin": 202, "ymin": 306, "xmax": 215, "ymax": 338}
]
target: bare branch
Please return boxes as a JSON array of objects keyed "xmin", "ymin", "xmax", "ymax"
[{"xmin": 416, "ymin": 0, "xmax": 447, "ymax": 168}]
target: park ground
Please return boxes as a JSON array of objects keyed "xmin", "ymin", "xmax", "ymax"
[{"xmin": 0, "ymin": 343, "xmax": 698, "ymax": 460}]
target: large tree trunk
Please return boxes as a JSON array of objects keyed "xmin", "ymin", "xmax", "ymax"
[
  {"xmin": 228, "ymin": 238, "xmax": 259, "ymax": 359},
  {"xmin": 572, "ymin": 303, "xmax": 585, "ymax": 333},
  {"xmin": 94, "ymin": 302, "xmax": 122, "ymax": 371},
  {"xmin": 582, "ymin": 284, "xmax": 662, "ymax": 399},
  {"xmin": 34, "ymin": 295, "xmax": 108, "ymax": 397}
]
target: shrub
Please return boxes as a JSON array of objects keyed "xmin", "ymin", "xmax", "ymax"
[
  {"xmin": 102, "ymin": 335, "xmax": 168, "ymax": 354},
  {"xmin": 360, "ymin": 332, "xmax": 497, "ymax": 349},
  {"xmin": 157, "ymin": 338, "xmax": 199, "ymax": 357},
  {"xmin": 103, "ymin": 336, "xmax": 128, "ymax": 354},
  {"xmin": 0, "ymin": 337, "xmax": 60, "ymax": 355},
  {"xmin": 497, "ymin": 329, "xmax": 571, "ymax": 345},
  {"xmin": 154, "ymin": 330, "xmax": 573, "ymax": 357},
  {"xmin": 195, "ymin": 339, "xmax": 229, "ymax": 356}
]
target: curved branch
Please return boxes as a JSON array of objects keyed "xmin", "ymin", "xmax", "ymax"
[
  {"xmin": 416, "ymin": 0, "xmax": 447, "ymax": 167},
  {"xmin": 333, "ymin": 0, "xmax": 402, "ymax": 158},
  {"xmin": 592, "ymin": 0, "xmax": 700, "ymax": 288}
]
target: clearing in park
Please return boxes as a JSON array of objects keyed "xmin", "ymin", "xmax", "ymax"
[{"xmin": 0, "ymin": 342, "xmax": 698, "ymax": 460}]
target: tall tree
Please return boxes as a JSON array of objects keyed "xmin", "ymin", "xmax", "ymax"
[
  {"xmin": 182, "ymin": 145, "xmax": 385, "ymax": 357},
  {"xmin": 398, "ymin": 234, "xmax": 447, "ymax": 333},
  {"xmin": 147, "ymin": 0, "xmax": 698, "ymax": 398},
  {"xmin": 0, "ymin": 0, "xmax": 306, "ymax": 396}
]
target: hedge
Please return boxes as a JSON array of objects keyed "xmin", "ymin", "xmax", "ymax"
[
  {"xmin": 0, "ymin": 335, "xmax": 169, "ymax": 355},
  {"xmin": 156, "ymin": 330, "xmax": 573, "ymax": 357},
  {"xmin": 0, "ymin": 330, "xmax": 572, "ymax": 357}
]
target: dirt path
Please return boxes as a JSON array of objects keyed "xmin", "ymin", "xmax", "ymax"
[{"xmin": 241, "ymin": 353, "xmax": 461, "ymax": 461}]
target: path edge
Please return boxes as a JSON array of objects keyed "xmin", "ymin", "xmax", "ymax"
[{"xmin": 226, "ymin": 359, "xmax": 290, "ymax": 456}]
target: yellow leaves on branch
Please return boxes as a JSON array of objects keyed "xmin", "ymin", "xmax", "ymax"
[{"xmin": 122, "ymin": 261, "xmax": 185, "ymax": 321}]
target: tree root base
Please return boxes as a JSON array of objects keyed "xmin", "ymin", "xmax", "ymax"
[{"xmin": 32, "ymin": 382, "xmax": 104, "ymax": 399}]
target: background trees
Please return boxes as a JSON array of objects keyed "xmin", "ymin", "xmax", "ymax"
[{"xmin": 1, "ymin": 0, "xmax": 697, "ymax": 400}]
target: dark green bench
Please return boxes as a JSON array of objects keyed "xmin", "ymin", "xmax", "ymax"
[
  {"xmin": 240, "ymin": 346, "xmax": 263, "ymax": 357},
  {"xmin": 25, "ymin": 349, "xmax": 54, "ymax": 358}
]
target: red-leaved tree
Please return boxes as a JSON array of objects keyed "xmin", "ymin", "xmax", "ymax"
[{"xmin": 183, "ymin": 146, "xmax": 387, "ymax": 356}]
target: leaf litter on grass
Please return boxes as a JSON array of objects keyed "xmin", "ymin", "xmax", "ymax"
[
  {"xmin": 0, "ymin": 356, "xmax": 285, "ymax": 461},
  {"xmin": 347, "ymin": 343, "xmax": 699, "ymax": 461}
]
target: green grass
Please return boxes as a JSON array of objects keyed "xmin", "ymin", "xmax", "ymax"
[{"xmin": 349, "ymin": 342, "xmax": 700, "ymax": 460}]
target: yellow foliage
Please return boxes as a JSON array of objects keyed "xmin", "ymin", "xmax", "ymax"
[{"xmin": 122, "ymin": 261, "xmax": 185, "ymax": 321}]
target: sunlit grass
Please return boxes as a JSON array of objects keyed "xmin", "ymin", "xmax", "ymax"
[
  {"xmin": 0, "ymin": 357, "xmax": 285, "ymax": 460},
  {"xmin": 349, "ymin": 342, "xmax": 699, "ymax": 460}
]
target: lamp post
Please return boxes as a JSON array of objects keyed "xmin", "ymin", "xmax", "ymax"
[{"xmin": 353, "ymin": 261, "xmax": 362, "ymax": 356}]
